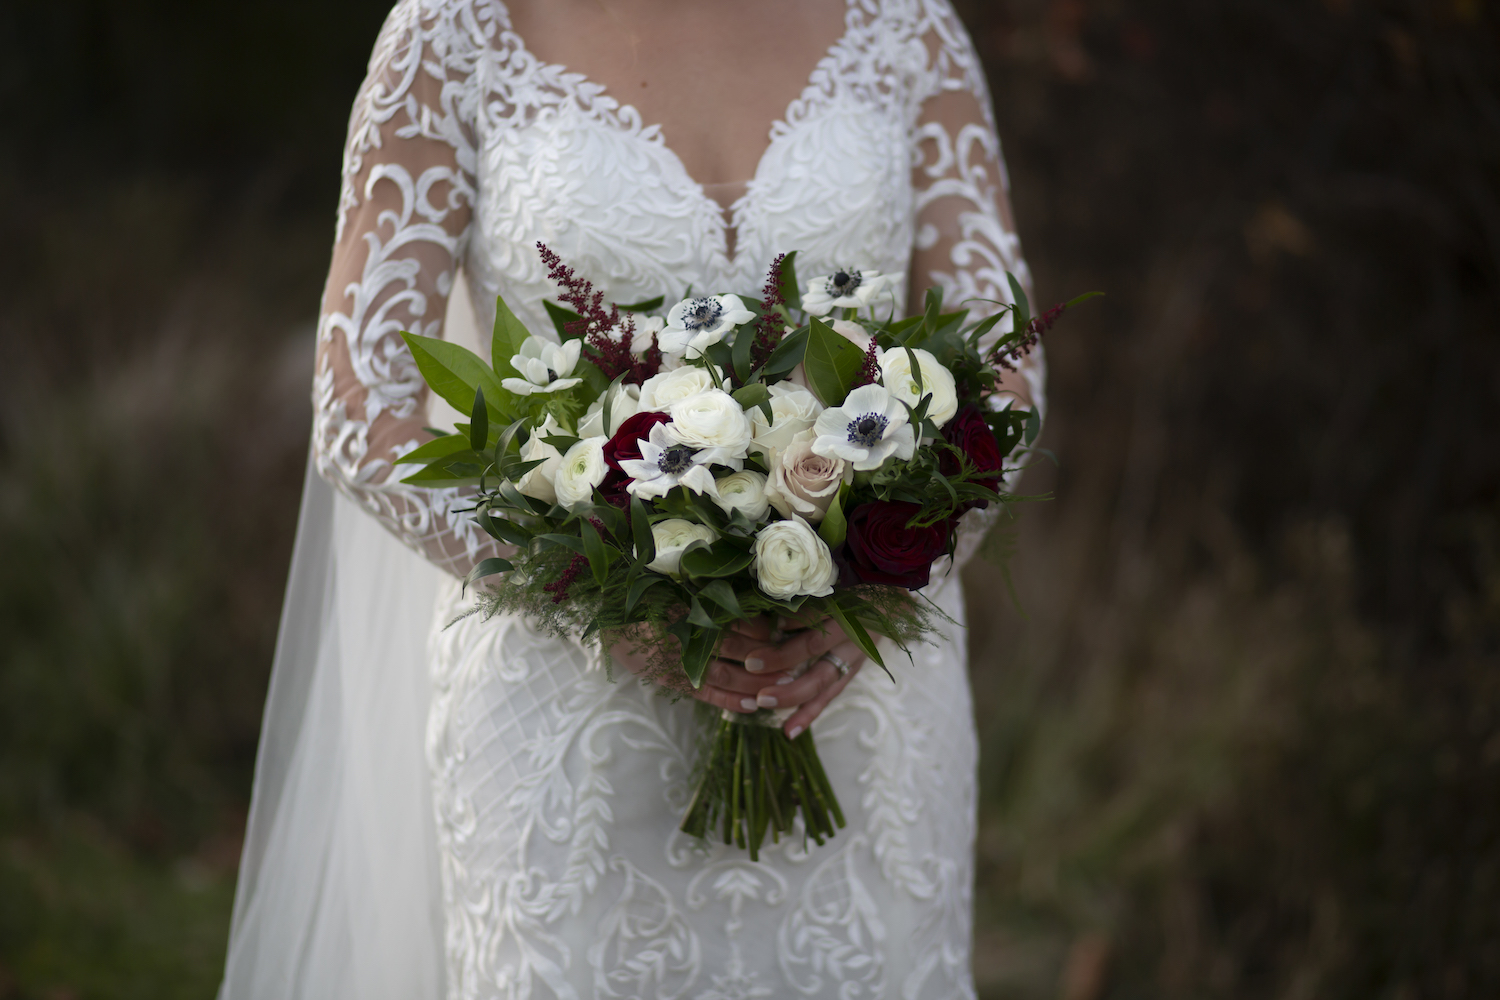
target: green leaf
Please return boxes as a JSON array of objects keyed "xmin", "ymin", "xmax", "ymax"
[
  {"xmin": 543, "ymin": 300, "xmax": 585, "ymax": 341},
  {"xmin": 1006, "ymin": 272, "xmax": 1031, "ymax": 334},
  {"xmin": 762, "ymin": 326, "xmax": 808, "ymax": 378},
  {"xmin": 536, "ymin": 532, "xmax": 587, "ymax": 554},
  {"xmin": 394, "ymin": 433, "xmax": 471, "ymax": 466},
  {"xmin": 698, "ymin": 579, "xmax": 743, "ymax": 617},
  {"xmin": 462, "ymin": 556, "xmax": 514, "ymax": 595},
  {"xmin": 732, "ymin": 320, "xmax": 757, "ymax": 385},
  {"xmin": 618, "ymin": 295, "xmax": 665, "ymax": 312},
  {"xmin": 543, "ymin": 434, "xmax": 582, "ymax": 453},
  {"xmin": 922, "ymin": 287, "xmax": 943, "ymax": 339},
  {"xmin": 827, "ymin": 601, "xmax": 887, "ymax": 674},
  {"xmin": 469, "ymin": 387, "xmax": 489, "ymax": 452},
  {"xmin": 730, "ymin": 382, "xmax": 770, "ymax": 413},
  {"xmin": 581, "ymin": 519, "xmax": 610, "ymax": 588},
  {"xmin": 630, "ymin": 495, "xmax": 656, "ymax": 565},
  {"xmin": 778, "ymin": 250, "xmax": 802, "ymax": 312},
  {"xmin": 676, "ymin": 622, "xmax": 722, "ymax": 688},
  {"xmin": 401, "ymin": 332, "xmax": 513, "ymax": 428},
  {"xmin": 687, "ymin": 595, "xmax": 717, "ymax": 629},
  {"xmin": 705, "ymin": 341, "xmax": 735, "ymax": 378},
  {"xmin": 1024, "ymin": 406, "xmax": 1042, "ymax": 446},
  {"xmin": 1066, "ymin": 290, "xmax": 1105, "ymax": 309},
  {"xmin": 818, "ymin": 482, "xmax": 849, "ymax": 549},
  {"xmin": 680, "ymin": 544, "xmax": 754, "ymax": 579},
  {"xmin": 490, "ymin": 294, "xmax": 534, "ymax": 382},
  {"xmin": 625, "ymin": 572, "xmax": 663, "ymax": 616},
  {"xmin": 804, "ymin": 316, "xmax": 866, "ymax": 407}
]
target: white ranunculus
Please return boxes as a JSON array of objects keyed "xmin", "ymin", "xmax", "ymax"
[
  {"xmin": 658, "ymin": 294, "xmax": 756, "ymax": 358},
  {"xmin": 810, "ymin": 382, "xmax": 916, "ymax": 471},
  {"xmin": 764, "ymin": 430, "xmax": 851, "ymax": 524},
  {"xmin": 665, "ymin": 390, "xmax": 752, "ymax": 466},
  {"xmin": 500, "ymin": 335, "xmax": 583, "ymax": 395},
  {"xmin": 577, "ymin": 381, "xmax": 642, "ymax": 439},
  {"xmin": 749, "ymin": 382, "xmax": 824, "ymax": 460},
  {"xmin": 637, "ymin": 364, "xmax": 725, "ymax": 412},
  {"xmin": 801, "ymin": 268, "xmax": 894, "ymax": 316},
  {"xmin": 751, "ymin": 517, "xmax": 838, "ymax": 599},
  {"xmin": 647, "ymin": 519, "xmax": 718, "ymax": 578},
  {"xmin": 552, "ymin": 436, "xmax": 609, "ymax": 507},
  {"xmin": 711, "ymin": 470, "xmax": 771, "ymax": 522},
  {"xmin": 879, "ymin": 346, "xmax": 958, "ymax": 428},
  {"xmin": 515, "ymin": 414, "xmax": 566, "ymax": 504}
]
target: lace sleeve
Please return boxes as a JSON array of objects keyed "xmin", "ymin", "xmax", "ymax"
[
  {"xmin": 908, "ymin": 1, "xmax": 1045, "ymax": 421},
  {"xmin": 314, "ymin": 1, "xmax": 500, "ymax": 579}
]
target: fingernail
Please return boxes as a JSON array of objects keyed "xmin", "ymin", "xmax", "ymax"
[
  {"xmin": 757, "ymin": 694, "xmax": 778, "ymax": 708},
  {"xmin": 776, "ymin": 674, "xmax": 795, "ymax": 685},
  {"xmin": 786, "ymin": 726, "xmax": 804, "ymax": 740},
  {"xmin": 745, "ymin": 657, "xmax": 764, "ymax": 673},
  {"xmin": 740, "ymin": 698, "xmax": 757, "ymax": 711}
]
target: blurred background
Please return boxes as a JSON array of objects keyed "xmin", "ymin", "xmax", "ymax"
[{"xmin": 0, "ymin": 0, "xmax": 1495, "ymax": 997}]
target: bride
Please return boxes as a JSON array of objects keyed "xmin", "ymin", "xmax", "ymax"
[{"xmin": 220, "ymin": 0, "xmax": 1042, "ymax": 997}]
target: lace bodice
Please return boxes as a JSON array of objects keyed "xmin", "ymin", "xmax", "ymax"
[{"xmin": 314, "ymin": 0, "xmax": 1042, "ymax": 577}]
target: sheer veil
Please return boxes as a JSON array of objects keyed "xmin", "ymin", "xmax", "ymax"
[{"xmin": 218, "ymin": 279, "xmax": 486, "ymax": 999}]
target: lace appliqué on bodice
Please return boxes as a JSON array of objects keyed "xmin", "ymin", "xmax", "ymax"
[{"xmin": 315, "ymin": 0, "xmax": 1042, "ymax": 579}]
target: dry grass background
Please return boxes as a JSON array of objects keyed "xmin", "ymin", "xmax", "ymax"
[{"xmin": 0, "ymin": 1, "xmax": 1496, "ymax": 998}]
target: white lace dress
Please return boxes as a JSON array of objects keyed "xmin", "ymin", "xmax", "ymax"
[{"xmin": 313, "ymin": 1, "xmax": 1040, "ymax": 996}]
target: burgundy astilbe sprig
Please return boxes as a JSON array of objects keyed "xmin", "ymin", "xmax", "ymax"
[
  {"xmin": 750, "ymin": 253, "xmax": 788, "ymax": 371},
  {"xmin": 850, "ymin": 336, "xmax": 881, "ymax": 388},
  {"xmin": 989, "ymin": 301, "xmax": 1067, "ymax": 373},
  {"xmin": 536, "ymin": 242, "xmax": 661, "ymax": 383},
  {"xmin": 542, "ymin": 552, "xmax": 587, "ymax": 604}
]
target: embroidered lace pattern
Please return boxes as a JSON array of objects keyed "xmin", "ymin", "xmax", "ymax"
[{"xmin": 313, "ymin": 0, "xmax": 1041, "ymax": 995}]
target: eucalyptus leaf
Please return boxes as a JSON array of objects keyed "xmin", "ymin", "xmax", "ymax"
[{"xmin": 462, "ymin": 556, "xmax": 514, "ymax": 596}]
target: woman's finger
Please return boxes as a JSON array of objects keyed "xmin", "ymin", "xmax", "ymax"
[
  {"xmin": 690, "ymin": 682, "xmax": 761, "ymax": 714},
  {"xmin": 780, "ymin": 641, "xmax": 865, "ymax": 737},
  {"xmin": 741, "ymin": 619, "xmax": 848, "ymax": 674},
  {"xmin": 753, "ymin": 641, "xmax": 866, "ymax": 710},
  {"xmin": 704, "ymin": 659, "xmax": 792, "ymax": 695}
]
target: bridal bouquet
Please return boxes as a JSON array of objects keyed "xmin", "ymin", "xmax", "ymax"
[{"xmin": 397, "ymin": 244, "xmax": 1089, "ymax": 859}]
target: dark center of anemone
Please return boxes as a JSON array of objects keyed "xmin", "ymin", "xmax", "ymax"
[
  {"xmin": 682, "ymin": 297, "xmax": 724, "ymax": 331},
  {"xmin": 827, "ymin": 269, "xmax": 862, "ymax": 296},
  {"xmin": 657, "ymin": 444, "xmax": 696, "ymax": 475},
  {"xmin": 846, "ymin": 412, "xmax": 889, "ymax": 448},
  {"xmin": 546, "ymin": 368, "xmax": 558, "ymax": 381}
]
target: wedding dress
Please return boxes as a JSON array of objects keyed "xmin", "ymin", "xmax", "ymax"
[{"xmin": 221, "ymin": 1, "xmax": 1042, "ymax": 997}]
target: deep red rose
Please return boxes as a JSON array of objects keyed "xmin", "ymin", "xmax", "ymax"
[
  {"xmin": 599, "ymin": 410, "xmax": 672, "ymax": 501},
  {"xmin": 841, "ymin": 501, "xmax": 952, "ymax": 590},
  {"xmin": 940, "ymin": 404, "xmax": 1005, "ymax": 508}
]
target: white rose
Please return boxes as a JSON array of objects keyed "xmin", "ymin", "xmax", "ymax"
[
  {"xmin": 515, "ymin": 415, "xmax": 566, "ymax": 504},
  {"xmin": 711, "ymin": 470, "xmax": 771, "ymax": 522},
  {"xmin": 751, "ymin": 518, "xmax": 838, "ymax": 599},
  {"xmin": 749, "ymin": 382, "xmax": 824, "ymax": 460},
  {"xmin": 647, "ymin": 518, "xmax": 718, "ymax": 577},
  {"xmin": 577, "ymin": 381, "xmax": 642, "ymax": 438},
  {"xmin": 665, "ymin": 390, "xmax": 752, "ymax": 465},
  {"xmin": 879, "ymin": 347, "xmax": 958, "ymax": 428},
  {"xmin": 637, "ymin": 364, "xmax": 725, "ymax": 412},
  {"xmin": 553, "ymin": 436, "xmax": 609, "ymax": 507},
  {"xmin": 764, "ymin": 430, "xmax": 851, "ymax": 524}
]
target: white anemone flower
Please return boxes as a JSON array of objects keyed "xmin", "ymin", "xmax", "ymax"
[
  {"xmin": 618, "ymin": 423, "xmax": 723, "ymax": 501},
  {"xmin": 801, "ymin": 268, "xmax": 893, "ymax": 316},
  {"xmin": 810, "ymin": 383, "xmax": 916, "ymax": 471},
  {"xmin": 501, "ymin": 336, "xmax": 583, "ymax": 395},
  {"xmin": 657, "ymin": 294, "xmax": 756, "ymax": 357}
]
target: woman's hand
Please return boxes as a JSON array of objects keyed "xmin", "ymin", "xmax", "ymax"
[
  {"xmin": 717, "ymin": 616, "xmax": 868, "ymax": 739},
  {"xmin": 610, "ymin": 614, "xmax": 868, "ymax": 738},
  {"xmin": 611, "ymin": 617, "xmax": 799, "ymax": 715}
]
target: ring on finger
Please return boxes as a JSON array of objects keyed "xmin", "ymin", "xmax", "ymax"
[{"xmin": 819, "ymin": 650, "xmax": 851, "ymax": 677}]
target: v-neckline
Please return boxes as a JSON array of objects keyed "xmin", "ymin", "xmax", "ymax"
[{"xmin": 498, "ymin": 0, "xmax": 863, "ymax": 265}]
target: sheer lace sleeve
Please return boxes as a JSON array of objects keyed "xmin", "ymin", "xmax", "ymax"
[
  {"xmin": 314, "ymin": 1, "xmax": 499, "ymax": 578},
  {"xmin": 908, "ymin": 1, "xmax": 1045, "ymax": 419}
]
